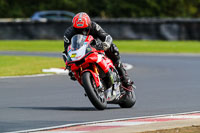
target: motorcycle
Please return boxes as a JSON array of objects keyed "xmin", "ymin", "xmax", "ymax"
[{"xmin": 64, "ymin": 34, "xmax": 136, "ymax": 110}]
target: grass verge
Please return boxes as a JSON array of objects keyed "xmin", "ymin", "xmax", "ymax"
[
  {"xmin": 0, "ymin": 40, "xmax": 200, "ymax": 53},
  {"xmin": 0, "ymin": 40, "xmax": 200, "ymax": 76},
  {"xmin": 0, "ymin": 40, "xmax": 63, "ymax": 52},
  {"xmin": 0, "ymin": 56, "xmax": 64, "ymax": 76},
  {"xmin": 116, "ymin": 40, "xmax": 200, "ymax": 53}
]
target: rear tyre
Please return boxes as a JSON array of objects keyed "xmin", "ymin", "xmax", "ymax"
[
  {"xmin": 82, "ymin": 72, "xmax": 107, "ymax": 110},
  {"xmin": 119, "ymin": 88, "xmax": 136, "ymax": 108}
]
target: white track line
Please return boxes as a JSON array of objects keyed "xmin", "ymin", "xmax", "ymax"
[
  {"xmin": 89, "ymin": 121, "xmax": 154, "ymax": 126},
  {"xmin": 8, "ymin": 111, "xmax": 200, "ymax": 133}
]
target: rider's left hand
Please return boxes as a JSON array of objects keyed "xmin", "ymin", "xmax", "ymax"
[{"xmin": 102, "ymin": 42, "xmax": 110, "ymax": 50}]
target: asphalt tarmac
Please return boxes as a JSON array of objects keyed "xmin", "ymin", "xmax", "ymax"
[{"xmin": 0, "ymin": 53, "xmax": 200, "ymax": 132}]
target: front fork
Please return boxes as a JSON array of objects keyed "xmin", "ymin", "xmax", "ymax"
[
  {"xmin": 93, "ymin": 64, "xmax": 99, "ymax": 75},
  {"xmin": 78, "ymin": 64, "xmax": 102, "ymax": 88},
  {"xmin": 92, "ymin": 64, "xmax": 103, "ymax": 89}
]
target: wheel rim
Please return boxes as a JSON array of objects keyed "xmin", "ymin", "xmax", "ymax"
[{"xmin": 91, "ymin": 76, "xmax": 106, "ymax": 103}]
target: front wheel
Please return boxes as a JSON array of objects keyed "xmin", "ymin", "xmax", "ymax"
[{"xmin": 82, "ymin": 72, "xmax": 107, "ymax": 110}]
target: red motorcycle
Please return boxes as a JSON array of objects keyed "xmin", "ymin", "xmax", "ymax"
[{"xmin": 65, "ymin": 34, "xmax": 136, "ymax": 110}]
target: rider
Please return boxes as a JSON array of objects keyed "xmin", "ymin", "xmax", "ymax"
[{"xmin": 63, "ymin": 12, "xmax": 134, "ymax": 91}]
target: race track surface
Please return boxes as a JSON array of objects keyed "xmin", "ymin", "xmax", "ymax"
[{"xmin": 0, "ymin": 53, "xmax": 200, "ymax": 132}]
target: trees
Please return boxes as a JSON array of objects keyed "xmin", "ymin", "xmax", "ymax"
[
  {"xmin": 104, "ymin": 0, "xmax": 200, "ymax": 18},
  {"xmin": 0, "ymin": 0, "xmax": 199, "ymax": 18}
]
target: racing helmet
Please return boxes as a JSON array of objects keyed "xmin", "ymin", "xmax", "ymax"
[{"xmin": 72, "ymin": 12, "xmax": 91, "ymax": 35}]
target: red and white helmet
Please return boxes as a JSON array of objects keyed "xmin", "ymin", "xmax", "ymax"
[{"xmin": 72, "ymin": 12, "xmax": 91, "ymax": 29}]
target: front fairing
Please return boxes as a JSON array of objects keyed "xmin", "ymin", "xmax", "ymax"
[
  {"xmin": 67, "ymin": 35, "xmax": 93, "ymax": 63},
  {"xmin": 66, "ymin": 35, "xmax": 101, "ymax": 88}
]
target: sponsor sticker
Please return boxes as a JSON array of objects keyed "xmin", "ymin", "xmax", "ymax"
[{"xmin": 71, "ymin": 53, "xmax": 77, "ymax": 58}]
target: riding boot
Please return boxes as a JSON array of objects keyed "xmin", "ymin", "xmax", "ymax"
[
  {"xmin": 114, "ymin": 61, "xmax": 134, "ymax": 91},
  {"xmin": 104, "ymin": 43, "xmax": 134, "ymax": 91}
]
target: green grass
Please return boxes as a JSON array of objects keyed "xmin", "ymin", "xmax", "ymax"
[
  {"xmin": 0, "ymin": 40, "xmax": 63, "ymax": 52},
  {"xmin": 116, "ymin": 40, "xmax": 200, "ymax": 53},
  {"xmin": 0, "ymin": 40, "xmax": 200, "ymax": 53},
  {"xmin": 0, "ymin": 56, "xmax": 64, "ymax": 76},
  {"xmin": 0, "ymin": 40, "xmax": 200, "ymax": 76}
]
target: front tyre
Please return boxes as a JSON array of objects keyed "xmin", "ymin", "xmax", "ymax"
[{"xmin": 82, "ymin": 72, "xmax": 107, "ymax": 110}]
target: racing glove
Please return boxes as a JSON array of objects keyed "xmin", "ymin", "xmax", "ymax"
[
  {"xmin": 102, "ymin": 42, "xmax": 111, "ymax": 51},
  {"xmin": 102, "ymin": 35, "xmax": 112, "ymax": 51}
]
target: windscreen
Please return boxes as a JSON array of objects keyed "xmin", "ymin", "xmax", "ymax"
[
  {"xmin": 71, "ymin": 35, "xmax": 87, "ymax": 51},
  {"xmin": 67, "ymin": 34, "xmax": 93, "ymax": 62}
]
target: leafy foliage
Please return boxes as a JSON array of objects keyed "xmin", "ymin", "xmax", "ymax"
[{"xmin": 0, "ymin": 0, "xmax": 200, "ymax": 18}]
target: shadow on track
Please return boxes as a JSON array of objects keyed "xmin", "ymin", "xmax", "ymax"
[{"xmin": 10, "ymin": 106, "xmax": 121, "ymax": 111}]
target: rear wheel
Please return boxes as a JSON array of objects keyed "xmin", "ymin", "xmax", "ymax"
[
  {"xmin": 82, "ymin": 72, "xmax": 107, "ymax": 110},
  {"xmin": 119, "ymin": 87, "xmax": 136, "ymax": 108}
]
